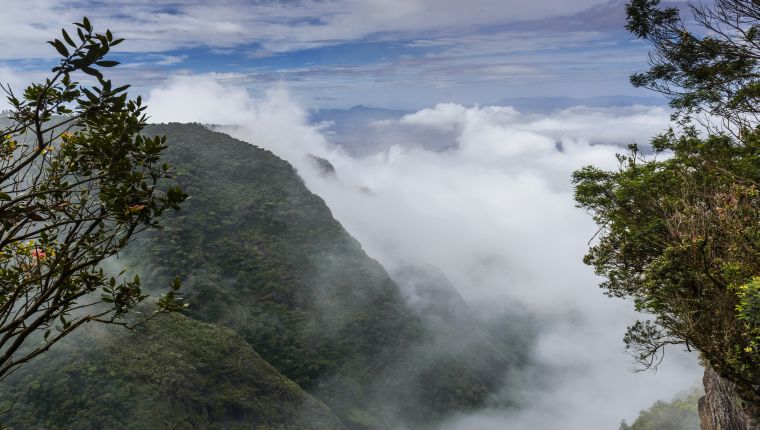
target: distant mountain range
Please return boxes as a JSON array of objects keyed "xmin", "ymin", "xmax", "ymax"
[
  {"xmin": 310, "ymin": 96, "xmax": 667, "ymax": 155},
  {"xmin": 496, "ymin": 95, "xmax": 666, "ymax": 112},
  {"xmin": 312, "ymin": 95, "xmax": 665, "ymax": 124}
]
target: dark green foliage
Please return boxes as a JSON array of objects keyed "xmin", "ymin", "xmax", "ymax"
[
  {"xmin": 0, "ymin": 19, "xmax": 186, "ymax": 379},
  {"xmin": 131, "ymin": 123, "xmax": 419, "ymax": 384},
  {"xmin": 620, "ymin": 389, "xmax": 702, "ymax": 430},
  {"xmin": 573, "ymin": 127, "xmax": 760, "ymax": 411},
  {"xmin": 625, "ymin": 0, "xmax": 760, "ymax": 127},
  {"xmin": 0, "ymin": 313, "xmax": 346, "ymax": 430},
  {"xmin": 119, "ymin": 123, "xmax": 498, "ymax": 428},
  {"xmin": 0, "ymin": 123, "xmax": 504, "ymax": 429},
  {"xmin": 577, "ymin": 0, "xmax": 760, "ymax": 420}
]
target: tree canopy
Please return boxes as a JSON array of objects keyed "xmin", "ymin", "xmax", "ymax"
[
  {"xmin": 0, "ymin": 18, "xmax": 186, "ymax": 378},
  {"xmin": 574, "ymin": 0, "xmax": 760, "ymax": 418},
  {"xmin": 573, "ymin": 128, "xmax": 760, "ymax": 411},
  {"xmin": 625, "ymin": 0, "xmax": 760, "ymax": 130}
]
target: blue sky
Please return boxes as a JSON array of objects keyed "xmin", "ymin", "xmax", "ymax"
[{"xmin": 0, "ymin": 0, "xmax": 669, "ymax": 109}]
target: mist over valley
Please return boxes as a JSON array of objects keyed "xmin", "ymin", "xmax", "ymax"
[{"xmin": 0, "ymin": 0, "xmax": 758, "ymax": 429}]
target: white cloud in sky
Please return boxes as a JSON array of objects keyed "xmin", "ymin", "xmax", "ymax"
[
  {"xmin": 0, "ymin": 0, "xmax": 611, "ymax": 59},
  {"xmin": 147, "ymin": 75, "xmax": 701, "ymax": 429},
  {"xmin": 398, "ymin": 102, "xmax": 670, "ymax": 148},
  {"xmin": 0, "ymin": 0, "xmax": 658, "ymax": 109}
]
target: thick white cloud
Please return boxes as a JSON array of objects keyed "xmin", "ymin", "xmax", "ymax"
[
  {"xmin": 398, "ymin": 102, "xmax": 671, "ymax": 147},
  {"xmin": 146, "ymin": 76, "xmax": 701, "ymax": 429}
]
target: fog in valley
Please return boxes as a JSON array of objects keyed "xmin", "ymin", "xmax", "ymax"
[{"xmin": 146, "ymin": 76, "xmax": 703, "ymax": 429}]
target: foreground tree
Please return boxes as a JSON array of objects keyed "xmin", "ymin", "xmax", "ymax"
[
  {"xmin": 575, "ymin": 0, "xmax": 760, "ymax": 423},
  {"xmin": 625, "ymin": 0, "xmax": 760, "ymax": 130},
  {"xmin": 0, "ymin": 18, "xmax": 186, "ymax": 378},
  {"xmin": 573, "ymin": 129, "xmax": 760, "ymax": 417}
]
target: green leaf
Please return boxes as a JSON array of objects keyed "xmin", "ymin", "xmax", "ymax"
[
  {"xmin": 62, "ymin": 29, "xmax": 76, "ymax": 47},
  {"xmin": 48, "ymin": 39, "xmax": 69, "ymax": 57},
  {"xmin": 95, "ymin": 60, "xmax": 119, "ymax": 68},
  {"xmin": 81, "ymin": 66, "xmax": 103, "ymax": 80},
  {"xmin": 81, "ymin": 88, "xmax": 99, "ymax": 103}
]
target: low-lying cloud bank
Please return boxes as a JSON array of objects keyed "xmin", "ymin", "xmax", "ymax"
[{"xmin": 147, "ymin": 75, "xmax": 701, "ymax": 429}]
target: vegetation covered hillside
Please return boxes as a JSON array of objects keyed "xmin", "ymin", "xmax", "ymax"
[
  {"xmin": 0, "ymin": 123, "xmax": 509, "ymax": 429},
  {"xmin": 0, "ymin": 313, "xmax": 345, "ymax": 430},
  {"xmin": 123, "ymin": 123, "xmax": 507, "ymax": 429}
]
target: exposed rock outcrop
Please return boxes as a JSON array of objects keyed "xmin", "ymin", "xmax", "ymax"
[{"xmin": 699, "ymin": 367, "xmax": 760, "ymax": 430}]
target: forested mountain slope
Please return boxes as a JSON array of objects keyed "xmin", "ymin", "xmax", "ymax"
[
  {"xmin": 0, "ymin": 123, "xmax": 511, "ymax": 430},
  {"xmin": 126, "ymin": 123, "xmax": 506, "ymax": 428},
  {"xmin": 0, "ymin": 313, "xmax": 345, "ymax": 430}
]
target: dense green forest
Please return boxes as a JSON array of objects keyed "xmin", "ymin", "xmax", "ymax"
[
  {"xmin": 0, "ymin": 123, "xmax": 511, "ymax": 430},
  {"xmin": 0, "ymin": 313, "xmax": 345, "ymax": 430}
]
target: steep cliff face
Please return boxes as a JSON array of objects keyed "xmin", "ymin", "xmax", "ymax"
[
  {"xmin": 699, "ymin": 367, "xmax": 760, "ymax": 430},
  {"xmin": 124, "ymin": 123, "xmax": 506, "ymax": 429}
]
